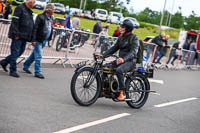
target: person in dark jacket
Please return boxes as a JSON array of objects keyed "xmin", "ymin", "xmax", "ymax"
[
  {"xmin": 23, "ymin": 3, "xmax": 54, "ymax": 79},
  {"xmin": 166, "ymin": 41, "xmax": 180, "ymax": 66},
  {"xmin": 0, "ymin": 0, "xmax": 35, "ymax": 78},
  {"xmin": 91, "ymin": 21, "xmax": 102, "ymax": 46},
  {"xmin": 152, "ymin": 33, "xmax": 165, "ymax": 63},
  {"xmin": 155, "ymin": 34, "xmax": 170, "ymax": 64},
  {"xmin": 3, "ymin": 1, "xmax": 12, "ymax": 19},
  {"xmin": 100, "ymin": 19, "xmax": 139, "ymax": 100}
]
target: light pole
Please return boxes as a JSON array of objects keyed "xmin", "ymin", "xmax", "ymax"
[
  {"xmin": 158, "ymin": 0, "xmax": 167, "ymax": 34},
  {"xmin": 168, "ymin": 0, "xmax": 175, "ymax": 27},
  {"xmin": 79, "ymin": 0, "xmax": 83, "ymax": 15},
  {"xmin": 83, "ymin": 0, "xmax": 87, "ymax": 10},
  {"xmin": 80, "ymin": 0, "xmax": 83, "ymax": 10}
]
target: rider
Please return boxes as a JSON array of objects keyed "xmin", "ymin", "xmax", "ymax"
[{"xmin": 100, "ymin": 19, "xmax": 139, "ymax": 100}]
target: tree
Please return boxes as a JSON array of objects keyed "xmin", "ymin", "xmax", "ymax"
[
  {"xmin": 184, "ymin": 11, "xmax": 200, "ymax": 30},
  {"xmin": 170, "ymin": 12, "xmax": 184, "ymax": 28}
]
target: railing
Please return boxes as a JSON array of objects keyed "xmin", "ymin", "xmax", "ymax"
[{"xmin": 0, "ymin": 18, "xmax": 200, "ymax": 70}]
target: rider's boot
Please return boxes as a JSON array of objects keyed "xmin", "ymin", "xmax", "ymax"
[{"xmin": 117, "ymin": 90, "xmax": 126, "ymax": 101}]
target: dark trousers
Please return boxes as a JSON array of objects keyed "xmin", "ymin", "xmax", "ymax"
[
  {"xmin": 0, "ymin": 39, "xmax": 26, "ymax": 73},
  {"xmin": 110, "ymin": 60, "xmax": 136, "ymax": 90},
  {"xmin": 156, "ymin": 48, "xmax": 166, "ymax": 63}
]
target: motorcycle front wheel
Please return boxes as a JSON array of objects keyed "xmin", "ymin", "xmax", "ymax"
[{"xmin": 71, "ymin": 67, "xmax": 101, "ymax": 106}]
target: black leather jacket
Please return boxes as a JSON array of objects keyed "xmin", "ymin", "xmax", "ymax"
[
  {"xmin": 103, "ymin": 33, "xmax": 139, "ymax": 62},
  {"xmin": 32, "ymin": 13, "xmax": 53, "ymax": 43},
  {"xmin": 8, "ymin": 3, "xmax": 34, "ymax": 42},
  {"xmin": 152, "ymin": 35, "xmax": 164, "ymax": 47}
]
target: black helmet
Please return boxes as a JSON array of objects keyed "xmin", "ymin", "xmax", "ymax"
[{"xmin": 121, "ymin": 18, "xmax": 139, "ymax": 33}]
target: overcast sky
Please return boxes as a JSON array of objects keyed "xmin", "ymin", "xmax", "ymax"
[{"xmin": 128, "ymin": 0, "xmax": 200, "ymax": 17}]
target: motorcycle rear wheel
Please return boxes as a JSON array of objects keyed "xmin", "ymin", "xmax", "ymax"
[{"xmin": 125, "ymin": 73, "xmax": 150, "ymax": 109}]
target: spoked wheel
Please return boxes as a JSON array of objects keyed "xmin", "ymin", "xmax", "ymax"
[
  {"xmin": 48, "ymin": 31, "xmax": 56, "ymax": 47},
  {"xmin": 56, "ymin": 36, "xmax": 64, "ymax": 51},
  {"xmin": 71, "ymin": 67, "xmax": 101, "ymax": 106},
  {"xmin": 125, "ymin": 73, "xmax": 150, "ymax": 109}
]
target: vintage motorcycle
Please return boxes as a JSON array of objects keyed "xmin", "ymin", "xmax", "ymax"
[
  {"xmin": 70, "ymin": 53, "xmax": 154, "ymax": 109},
  {"xmin": 56, "ymin": 28, "xmax": 90, "ymax": 52}
]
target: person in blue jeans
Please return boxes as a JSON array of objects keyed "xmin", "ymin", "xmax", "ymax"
[
  {"xmin": 23, "ymin": 3, "xmax": 54, "ymax": 79},
  {"xmin": 0, "ymin": 0, "xmax": 35, "ymax": 78}
]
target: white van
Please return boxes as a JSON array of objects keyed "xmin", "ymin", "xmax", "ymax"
[
  {"xmin": 107, "ymin": 12, "xmax": 123, "ymax": 24},
  {"xmin": 94, "ymin": 9, "xmax": 108, "ymax": 21},
  {"xmin": 34, "ymin": 0, "xmax": 49, "ymax": 9}
]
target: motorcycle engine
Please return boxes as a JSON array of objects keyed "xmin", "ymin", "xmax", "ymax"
[{"xmin": 110, "ymin": 76, "xmax": 119, "ymax": 93}]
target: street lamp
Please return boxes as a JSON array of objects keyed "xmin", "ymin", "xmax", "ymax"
[
  {"xmin": 168, "ymin": 0, "xmax": 175, "ymax": 27},
  {"xmin": 158, "ymin": 0, "xmax": 167, "ymax": 34}
]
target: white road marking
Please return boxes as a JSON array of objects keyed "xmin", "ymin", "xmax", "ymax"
[
  {"xmin": 152, "ymin": 92, "xmax": 161, "ymax": 96},
  {"xmin": 148, "ymin": 79, "xmax": 164, "ymax": 84},
  {"xmin": 53, "ymin": 113, "xmax": 131, "ymax": 133},
  {"xmin": 154, "ymin": 97, "xmax": 198, "ymax": 108}
]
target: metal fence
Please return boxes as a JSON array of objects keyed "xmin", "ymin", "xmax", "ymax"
[{"xmin": 0, "ymin": 18, "xmax": 200, "ymax": 70}]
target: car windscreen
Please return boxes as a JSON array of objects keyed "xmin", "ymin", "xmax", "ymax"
[
  {"xmin": 98, "ymin": 10, "xmax": 106, "ymax": 15},
  {"xmin": 55, "ymin": 18, "xmax": 65, "ymax": 23},
  {"xmin": 113, "ymin": 13, "xmax": 121, "ymax": 17},
  {"xmin": 55, "ymin": 4, "xmax": 64, "ymax": 8}
]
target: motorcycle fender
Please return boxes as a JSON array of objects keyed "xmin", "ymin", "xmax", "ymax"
[{"xmin": 75, "ymin": 66, "xmax": 102, "ymax": 88}]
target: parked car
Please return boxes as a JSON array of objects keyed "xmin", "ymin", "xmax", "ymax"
[
  {"xmin": 121, "ymin": 17, "xmax": 140, "ymax": 28},
  {"xmin": 107, "ymin": 12, "xmax": 123, "ymax": 24},
  {"xmin": 69, "ymin": 8, "xmax": 82, "ymax": 16},
  {"xmin": 94, "ymin": 9, "xmax": 108, "ymax": 21},
  {"xmin": 80, "ymin": 10, "xmax": 93, "ymax": 19},
  {"xmin": 53, "ymin": 17, "xmax": 65, "ymax": 28},
  {"xmin": 34, "ymin": 0, "xmax": 48, "ymax": 9},
  {"xmin": 52, "ymin": 3, "xmax": 66, "ymax": 14}
]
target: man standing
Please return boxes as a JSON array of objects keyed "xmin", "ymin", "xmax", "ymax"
[
  {"xmin": 64, "ymin": 12, "xmax": 72, "ymax": 28},
  {"xmin": 0, "ymin": 0, "xmax": 35, "ymax": 78},
  {"xmin": 72, "ymin": 17, "xmax": 80, "ymax": 28},
  {"xmin": 23, "ymin": 3, "xmax": 54, "ymax": 79},
  {"xmin": 91, "ymin": 21, "xmax": 102, "ymax": 46}
]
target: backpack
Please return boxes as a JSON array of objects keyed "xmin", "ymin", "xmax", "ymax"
[{"xmin": 129, "ymin": 34, "xmax": 144, "ymax": 64}]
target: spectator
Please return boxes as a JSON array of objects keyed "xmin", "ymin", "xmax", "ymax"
[
  {"xmin": 91, "ymin": 9, "xmax": 95, "ymax": 17},
  {"xmin": 64, "ymin": 11, "xmax": 72, "ymax": 28},
  {"xmin": 152, "ymin": 32, "xmax": 166, "ymax": 63},
  {"xmin": 23, "ymin": 3, "xmax": 54, "ymax": 79},
  {"xmin": 181, "ymin": 38, "xmax": 192, "ymax": 63},
  {"xmin": 0, "ymin": 0, "xmax": 35, "ymax": 78},
  {"xmin": 3, "ymin": 1, "xmax": 12, "ymax": 19},
  {"xmin": 72, "ymin": 17, "xmax": 80, "ymax": 28},
  {"xmin": 0, "ymin": 0, "xmax": 4, "ymax": 17},
  {"xmin": 0, "ymin": 0, "xmax": 3, "ymax": 12},
  {"xmin": 188, "ymin": 40, "xmax": 197, "ymax": 65},
  {"xmin": 166, "ymin": 41, "xmax": 180, "ymax": 66},
  {"xmin": 155, "ymin": 34, "xmax": 170, "ymax": 64},
  {"xmin": 103, "ymin": 23, "xmax": 110, "ymax": 35},
  {"xmin": 91, "ymin": 21, "xmax": 102, "ymax": 46},
  {"xmin": 113, "ymin": 25, "xmax": 120, "ymax": 37}
]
